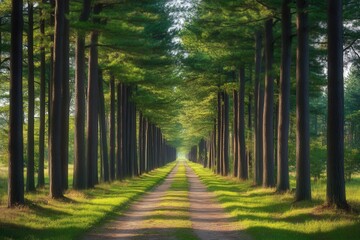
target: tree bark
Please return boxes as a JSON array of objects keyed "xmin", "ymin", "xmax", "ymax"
[
  {"xmin": 50, "ymin": 0, "xmax": 66, "ymax": 198},
  {"xmin": 217, "ymin": 91, "xmax": 222, "ymax": 175},
  {"xmin": 296, "ymin": 0, "xmax": 311, "ymax": 201},
  {"xmin": 73, "ymin": 0, "xmax": 91, "ymax": 190},
  {"xmin": 38, "ymin": 0, "xmax": 46, "ymax": 188},
  {"xmin": 98, "ymin": 70, "xmax": 109, "ymax": 182},
  {"xmin": 327, "ymin": 0, "xmax": 348, "ymax": 209},
  {"xmin": 26, "ymin": 1, "xmax": 36, "ymax": 192},
  {"xmin": 61, "ymin": 0, "xmax": 70, "ymax": 191},
  {"xmin": 277, "ymin": 0, "xmax": 292, "ymax": 192},
  {"xmin": 223, "ymin": 91, "xmax": 229, "ymax": 175},
  {"xmin": 254, "ymin": 31, "xmax": 263, "ymax": 185},
  {"xmin": 8, "ymin": 0, "xmax": 25, "ymax": 207},
  {"xmin": 116, "ymin": 83, "xmax": 123, "ymax": 180},
  {"xmin": 239, "ymin": 67, "xmax": 247, "ymax": 180},
  {"xmin": 109, "ymin": 74, "xmax": 116, "ymax": 181},
  {"xmin": 233, "ymin": 90, "xmax": 239, "ymax": 177},
  {"xmin": 86, "ymin": 31, "xmax": 99, "ymax": 188},
  {"xmin": 263, "ymin": 19, "xmax": 275, "ymax": 188}
]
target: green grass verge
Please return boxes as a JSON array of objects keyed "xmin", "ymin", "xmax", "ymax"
[
  {"xmin": 0, "ymin": 162, "xmax": 176, "ymax": 240},
  {"xmin": 142, "ymin": 162, "xmax": 198, "ymax": 240},
  {"xmin": 188, "ymin": 161, "xmax": 360, "ymax": 240}
]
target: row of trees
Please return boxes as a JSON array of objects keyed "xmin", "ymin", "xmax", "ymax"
[
  {"xmin": 186, "ymin": 0, "xmax": 359, "ymax": 209},
  {"xmin": 5, "ymin": 0, "xmax": 177, "ymax": 207}
]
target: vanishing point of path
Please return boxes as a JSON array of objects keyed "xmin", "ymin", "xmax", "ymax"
[{"xmin": 84, "ymin": 162, "xmax": 251, "ymax": 240}]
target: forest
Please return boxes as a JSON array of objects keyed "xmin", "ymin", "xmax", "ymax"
[{"xmin": 0, "ymin": 0, "xmax": 360, "ymax": 239}]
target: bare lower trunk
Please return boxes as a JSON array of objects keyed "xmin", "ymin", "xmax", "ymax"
[{"xmin": 295, "ymin": 0, "xmax": 311, "ymax": 201}]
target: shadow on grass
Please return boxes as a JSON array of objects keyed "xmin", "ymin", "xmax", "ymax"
[{"xmin": 0, "ymin": 223, "xmax": 82, "ymax": 240}]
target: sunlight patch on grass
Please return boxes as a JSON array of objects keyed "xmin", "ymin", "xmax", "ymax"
[
  {"xmin": 0, "ymin": 162, "xmax": 176, "ymax": 240},
  {"xmin": 188, "ymin": 161, "xmax": 360, "ymax": 240}
]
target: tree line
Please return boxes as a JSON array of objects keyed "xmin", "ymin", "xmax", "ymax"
[
  {"xmin": 186, "ymin": 0, "xmax": 359, "ymax": 210},
  {"xmin": 4, "ymin": 0, "xmax": 177, "ymax": 207}
]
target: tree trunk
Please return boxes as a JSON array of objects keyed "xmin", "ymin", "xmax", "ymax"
[
  {"xmin": 263, "ymin": 19, "xmax": 275, "ymax": 188},
  {"xmin": 98, "ymin": 70, "xmax": 109, "ymax": 182},
  {"xmin": 233, "ymin": 90, "xmax": 239, "ymax": 177},
  {"xmin": 86, "ymin": 31, "xmax": 99, "ymax": 188},
  {"xmin": 295, "ymin": 0, "xmax": 311, "ymax": 201},
  {"xmin": 223, "ymin": 91, "xmax": 229, "ymax": 175},
  {"xmin": 8, "ymin": 0, "xmax": 25, "ymax": 207},
  {"xmin": 73, "ymin": 0, "xmax": 91, "ymax": 190},
  {"xmin": 38, "ymin": 0, "xmax": 46, "ymax": 188},
  {"xmin": 116, "ymin": 83, "xmax": 123, "ymax": 180},
  {"xmin": 277, "ymin": 0, "xmax": 291, "ymax": 192},
  {"xmin": 217, "ymin": 91, "xmax": 222, "ymax": 175},
  {"xmin": 26, "ymin": 1, "xmax": 36, "ymax": 192},
  {"xmin": 109, "ymin": 74, "xmax": 116, "ymax": 181},
  {"xmin": 239, "ymin": 67, "xmax": 247, "ymax": 180},
  {"xmin": 327, "ymin": 0, "xmax": 348, "ymax": 209},
  {"xmin": 254, "ymin": 31, "xmax": 263, "ymax": 185},
  {"xmin": 50, "ymin": 0, "xmax": 66, "ymax": 198},
  {"xmin": 61, "ymin": 0, "xmax": 70, "ymax": 191}
]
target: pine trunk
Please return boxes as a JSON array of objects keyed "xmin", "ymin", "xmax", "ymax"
[
  {"xmin": 73, "ymin": 0, "xmax": 91, "ymax": 190},
  {"xmin": 27, "ymin": 2, "xmax": 36, "ymax": 192},
  {"xmin": 8, "ymin": 0, "xmax": 25, "ymax": 206},
  {"xmin": 109, "ymin": 74, "xmax": 116, "ymax": 181},
  {"xmin": 263, "ymin": 19, "xmax": 275, "ymax": 188},
  {"xmin": 296, "ymin": 0, "xmax": 311, "ymax": 201},
  {"xmin": 277, "ymin": 0, "xmax": 291, "ymax": 192},
  {"xmin": 327, "ymin": 0, "xmax": 347, "ymax": 209},
  {"xmin": 239, "ymin": 67, "xmax": 247, "ymax": 180},
  {"xmin": 50, "ymin": 0, "xmax": 65, "ymax": 198}
]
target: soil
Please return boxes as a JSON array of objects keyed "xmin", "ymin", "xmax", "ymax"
[{"xmin": 84, "ymin": 162, "xmax": 252, "ymax": 240}]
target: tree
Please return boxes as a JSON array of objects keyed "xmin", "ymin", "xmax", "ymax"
[
  {"xmin": 109, "ymin": 74, "xmax": 116, "ymax": 181},
  {"xmin": 295, "ymin": 0, "xmax": 311, "ymax": 201},
  {"xmin": 238, "ymin": 66, "xmax": 247, "ymax": 180},
  {"xmin": 262, "ymin": 18, "xmax": 275, "ymax": 188},
  {"xmin": 26, "ymin": 1, "xmax": 35, "ymax": 192},
  {"xmin": 8, "ymin": 0, "xmax": 25, "ymax": 207},
  {"xmin": 277, "ymin": 0, "xmax": 291, "ymax": 192},
  {"xmin": 38, "ymin": 0, "xmax": 47, "ymax": 188},
  {"xmin": 326, "ymin": 0, "xmax": 348, "ymax": 209},
  {"xmin": 50, "ymin": 0, "xmax": 66, "ymax": 198},
  {"xmin": 73, "ymin": 0, "xmax": 91, "ymax": 190}
]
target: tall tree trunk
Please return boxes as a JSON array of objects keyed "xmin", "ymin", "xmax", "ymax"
[
  {"xmin": 247, "ymin": 67, "xmax": 252, "ymax": 179},
  {"xmin": 98, "ymin": 70, "xmax": 109, "ymax": 182},
  {"xmin": 263, "ymin": 19, "xmax": 275, "ymax": 188},
  {"xmin": 26, "ymin": 1, "xmax": 36, "ymax": 192},
  {"xmin": 217, "ymin": 91, "xmax": 222, "ymax": 175},
  {"xmin": 61, "ymin": 0, "xmax": 70, "ymax": 191},
  {"xmin": 295, "ymin": 0, "xmax": 311, "ymax": 201},
  {"xmin": 239, "ymin": 67, "xmax": 247, "ymax": 180},
  {"xmin": 86, "ymin": 32, "xmax": 99, "ymax": 188},
  {"xmin": 233, "ymin": 90, "xmax": 239, "ymax": 177},
  {"xmin": 38, "ymin": 0, "xmax": 46, "ymax": 188},
  {"xmin": 327, "ymin": 0, "xmax": 347, "ymax": 209},
  {"xmin": 109, "ymin": 74, "xmax": 116, "ymax": 181},
  {"xmin": 116, "ymin": 83, "xmax": 123, "ymax": 180},
  {"xmin": 277, "ymin": 0, "xmax": 291, "ymax": 192},
  {"xmin": 254, "ymin": 31, "xmax": 263, "ymax": 185},
  {"xmin": 73, "ymin": 0, "xmax": 91, "ymax": 190},
  {"xmin": 223, "ymin": 91, "xmax": 229, "ymax": 175},
  {"xmin": 50, "ymin": 0, "xmax": 66, "ymax": 198},
  {"xmin": 8, "ymin": 0, "xmax": 24, "ymax": 207}
]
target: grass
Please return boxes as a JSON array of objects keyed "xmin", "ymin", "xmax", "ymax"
[
  {"xmin": 142, "ymin": 162, "xmax": 198, "ymax": 240},
  {"xmin": 188, "ymin": 161, "xmax": 360, "ymax": 240},
  {"xmin": 0, "ymin": 162, "xmax": 176, "ymax": 240}
]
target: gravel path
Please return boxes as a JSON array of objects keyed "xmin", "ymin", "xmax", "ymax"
[
  {"xmin": 186, "ymin": 163, "xmax": 252, "ymax": 240},
  {"xmin": 84, "ymin": 162, "xmax": 251, "ymax": 240}
]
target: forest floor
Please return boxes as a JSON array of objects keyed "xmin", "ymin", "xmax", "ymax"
[
  {"xmin": 0, "ymin": 161, "xmax": 360, "ymax": 239},
  {"xmin": 85, "ymin": 161, "xmax": 250, "ymax": 240}
]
